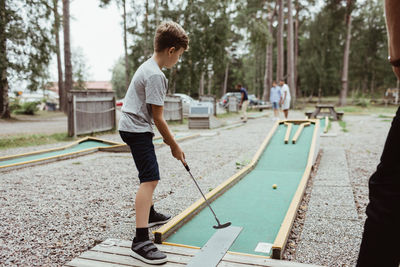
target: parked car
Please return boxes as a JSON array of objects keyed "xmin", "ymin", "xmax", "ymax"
[
  {"xmin": 173, "ymin": 93, "xmax": 198, "ymax": 117},
  {"xmin": 116, "ymin": 99, "xmax": 124, "ymax": 107},
  {"xmin": 219, "ymin": 92, "xmax": 242, "ymax": 108},
  {"xmin": 248, "ymin": 94, "xmax": 261, "ymax": 106}
]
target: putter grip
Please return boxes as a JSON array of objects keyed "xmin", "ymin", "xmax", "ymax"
[{"xmin": 184, "ymin": 163, "xmax": 190, "ymax": 172}]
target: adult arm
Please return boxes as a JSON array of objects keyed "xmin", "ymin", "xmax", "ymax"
[
  {"xmin": 152, "ymin": 104, "xmax": 185, "ymax": 163},
  {"xmin": 281, "ymin": 91, "xmax": 287, "ymax": 105},
  {"xmin": 385, "ymin": 0, "xmax": 400, "ymax": 78}
]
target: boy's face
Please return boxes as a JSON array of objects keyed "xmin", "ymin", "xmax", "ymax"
[
  {"xmin": 279, "ymin": 81, "xmax": 284, "ymax": 86},
  {"xmin": 165, "ymin": 47, "xmax": 185, "ymax": 69}
]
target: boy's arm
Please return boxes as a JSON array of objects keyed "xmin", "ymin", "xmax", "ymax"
[{"xmin": 152, "ymin": 104, "xmax": 185, "ymax": 163}]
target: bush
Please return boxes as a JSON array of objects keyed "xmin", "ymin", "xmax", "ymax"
[
  {"xmin": 13, "ymin": 101, "xmax": 40, "ymax": 115},
  {"xmin": 9, "ymin": 99, "xmax": 21, "ymax": 113}
]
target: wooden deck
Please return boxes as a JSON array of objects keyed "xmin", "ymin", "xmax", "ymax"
[{"xmin": 65, "ymin": 238, "xmax": 322, "ymax": 267}]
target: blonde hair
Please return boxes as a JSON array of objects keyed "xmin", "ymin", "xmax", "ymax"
[{"xmin": 154, "ymin": 21, "xmax": 189, "ymax": 52}]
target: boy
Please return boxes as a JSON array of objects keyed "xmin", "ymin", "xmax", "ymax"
[
  {"xmin": 118, "ymin": 21, "xmax": 188, "ymax": 265},
  {"xmin": 279, "ymin": 79, "xmax": 291, "ymax": 119},
  {"xmin": 236, "ymin": 84, "xmax": 249, "ymax": 122},
  {"xmin": 269, "ymin": 81, "xmax": 281, "ymax": 120}
]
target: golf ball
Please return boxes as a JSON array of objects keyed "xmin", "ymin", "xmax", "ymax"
[{"xmin": 272, "ymin": 184, "xmax": 277, "ymax": 189}]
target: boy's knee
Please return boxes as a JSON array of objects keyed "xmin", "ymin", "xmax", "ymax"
[{"xmin": 141, "ymin": 180, "xmax": 159, "ymax": 190}]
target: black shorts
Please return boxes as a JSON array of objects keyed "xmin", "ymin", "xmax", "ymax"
[{"xmin": 119, "ymin": 131, "xmax": 160, "ymax": 183}]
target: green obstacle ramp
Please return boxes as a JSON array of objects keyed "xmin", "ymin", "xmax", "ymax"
[{"xmin": 155, "ymin": 120, "xmax": 320, "ymax": 259}]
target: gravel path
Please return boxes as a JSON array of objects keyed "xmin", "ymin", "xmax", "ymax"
[{"xmin": 0, "ymin": 116, "xmax": 275, "ymax": 266}]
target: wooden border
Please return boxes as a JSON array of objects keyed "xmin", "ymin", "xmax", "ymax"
[
  {"xmin": 324, "ymin": 116, "xmax": 329, "ymax": 133},
  {"xmin": 271, "ymin": 119, "xmax": 320, "ymax": 259},
  {"xmin": 292, "ymin": 122, "xmax": 310, "ymax": 144},
  {"xmin": 154, "ymin": 122, "xmax": 280, "ymax": 244},
  {"xmin": 284, "ymin": 123, "xmax": 292, "ymax": 144}
]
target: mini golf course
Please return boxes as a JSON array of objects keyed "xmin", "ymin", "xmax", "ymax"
[
  {"xmin": 0, "ymin": 133, "xmax": 198, "ymax": 172},
  {"xmin": 155, "ymin": 119, "xmax": 320, "ymax": 260}
]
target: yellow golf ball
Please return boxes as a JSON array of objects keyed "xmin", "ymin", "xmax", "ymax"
[{"xmin": 272, "ymin": 184, "xmax": 277, "ymax": 189}]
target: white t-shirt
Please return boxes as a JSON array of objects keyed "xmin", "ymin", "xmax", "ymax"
[{"xmin": 280, "ymin": 84, "xmax": 291, "ymax": 102}]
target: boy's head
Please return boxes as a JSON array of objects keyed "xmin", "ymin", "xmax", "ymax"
[
  {"xmin": 272, "ymin": 81, "xmax": 277, "ymax": 86},
  {"xmin": 154, "ymin": 21, "xmax": 189, "ymax": 68},
  {"xmin": 279, "ymin": 79, "xmax": 285, "ymax": 86},
  {"xmin": 236, "ymin": 84, "xmax": 242, "ymax": 90}
]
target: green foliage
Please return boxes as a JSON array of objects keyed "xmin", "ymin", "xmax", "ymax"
[
  {"xmin": 72, "ymin": 47, "xmax": 89, "ymax": 90},
  {"xmin": 111, "ymin": 58, "xmax": 127, "ymax": 99},
  {"xmin": 13, "ymin": 101, "xmax": 40, "ymax": 115}
]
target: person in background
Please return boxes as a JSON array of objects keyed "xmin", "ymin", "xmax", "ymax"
[
  {"xmin": 279, "ymin": 79, "xmax": 291, "ymax": 119},
  {"xmin": 236, "ymin": 84, "xmax": 249, "ymax": 123},
  {"xmin": 356, "ymin": 1, "xmax": 400, "ymax": 266},
  {"xmin": 270, "ymin": 81, "xmax": 281, "ymax": 121}
]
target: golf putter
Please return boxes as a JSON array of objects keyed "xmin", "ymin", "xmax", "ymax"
[{"xmin": 183, "ymin": 162, "xmax": 231, "ymax": 229}]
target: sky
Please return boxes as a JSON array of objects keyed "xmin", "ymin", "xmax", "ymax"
[{"xmin": 50, "ymin": 0, "xmax": 124, "ymax": 82}]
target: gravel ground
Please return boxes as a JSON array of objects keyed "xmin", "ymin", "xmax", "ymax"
[
  {"xmin": 0, "ymin": 116, "xmax": 275, "ymax": 266},
  {"xmin": 0, "ymin": 111, "xmax": 394, "ymax": 266}
]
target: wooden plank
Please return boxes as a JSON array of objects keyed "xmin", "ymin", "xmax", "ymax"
[
  {"xmin": 187, "ymin": 226, "xmax": 242, "ymax": 267},
  {"xmin": 91, "ymin": 245, "xmax": 192, "ymax": 264},
  {"xmin": 77, "ymin": 250, "xmax": 185, "ymax": 267},
  {"xmin": 284, "ymin": 123, "xmax": 292, "ymax": 144},
  {"xmin": 292, "ymin": 122, "xmax": 310, "ymax": 144},
  {"xmin": 66, "ymin": 257, "xmax": 128, "ymax": 267}
]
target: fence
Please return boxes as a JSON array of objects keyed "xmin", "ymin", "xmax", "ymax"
[
  {"xmin": 199, "ymin": 95, "xmax": 217, "ymax": 116},
  {"xmin": 68, "ymin": 90, "xmax": 116, "ymax": 137},
  {"xmin": 228, "ymin": 95, "xmax": 239, "ymax": 112},
  {"xmin": 164, "ymin": 95, "xmax": 183, "ymax": 123}
]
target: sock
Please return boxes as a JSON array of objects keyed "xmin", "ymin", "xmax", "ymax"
[
  {"xmin": 150, "ymin": 205, "xmax": 156, "ymax": 217},
  {"xmin": 135, "ymin": 227, "xmax": 149, "ymax": 242}
]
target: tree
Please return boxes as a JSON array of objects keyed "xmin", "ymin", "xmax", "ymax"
[
  {"xmin": 99, "ymin": 0, "xmax": 130, "ymax": 92},
  {"xmin": 263, "ymin": 4, "xmax": 276, "ymax": 102},
  {"xmin": 287, "ymin": 0, "xmax": 296, "ymax": 106},
  {"xmin": 52, "ymin": 0, "xmax": 64, "ymax": 112},
  {"xmin": 339, "ymin": 0, "xmax": 355, "ymax": 106},
  {"xmin": 276, "ymin": 0, "xmax": 284, "ymax": 82},
  {"xmin": 0, "ymin": 0, "xmax": 54, "ymax": 118},
  {"xmin": 63, "ymin": 0, "xmax": 72, "ymax": 110}
]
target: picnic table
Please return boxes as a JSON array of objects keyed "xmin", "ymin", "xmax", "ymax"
[{"xmin": 305, "ymin": 104, "xmax": 343, "ymax": 121}]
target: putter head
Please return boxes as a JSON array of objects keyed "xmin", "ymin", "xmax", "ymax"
[{"xmin": 213, "ymin": 222, "xmax": 231, "ymax": 229}]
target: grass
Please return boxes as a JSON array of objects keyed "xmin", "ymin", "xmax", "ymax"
[
  {"xmin": 378, "ymin": 114, "xmax": 394, "ymax": 119},
  {"xmin": 167, "ymin": 118, "xmax": 188, "ymax": 125},
  {"xmin": 327, "ymin": 120, "xmax": 332, "ymax": 131},
  {"xmin": 338, "ymin": 121, "xmax": 349, "ymax": 132},
  {"xmin": 0, "ymin": 133, "xmax": 74, "ymax": 150}
]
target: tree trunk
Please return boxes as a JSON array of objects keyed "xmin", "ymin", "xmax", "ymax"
[
  {"xmin": 122, "ymin": 0, "xmax": 130, "ymax": 92},
  {"xmin": 207, "ymin": 71, "xmax": 212, "ymax": 95},
  {"xmin": 53, "ymin": 0, "xmax": 64, "ymax": 112},
  {"xmin": 276, "ymin": 0, "xmax": 284, "ymax": 82},
  {"xmin": 339, "ymin": 0, "xmax": 353, "ymax": 106},
  {"xmin": 287, "ymin": 0, "xmax": 296, "ymax": 107},
  {"xmin": 0, "ymin": 0, "xmax": 10, "ymax": 119},
  {"xmin": 154, "ymin": 0, "xmax": 159, "ymax": 25},
  {"xmin": 264, "ymin": 6, "xmax": 275, "ymax": 102},
  {"xmin": 199, "ymin": 71, "xmax": 205, "ymax": 96},
  {"xmin": 63, "ymin": 0, "xmax": 72, "ymax": 111},
  {"xmin": 223, "ymin": 61, "xmax": 229, "ymax": 95},
  {"xmin": 144, "ymin": 0, "xmax": 150, "ymax": 57}
]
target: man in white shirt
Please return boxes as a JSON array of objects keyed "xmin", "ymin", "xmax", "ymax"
[{"xmin": 279, "ymin": 79, "xmax": 291, "ymax": 119}]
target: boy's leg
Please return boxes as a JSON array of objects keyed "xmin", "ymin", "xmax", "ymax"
[{"xmin": 136, "ymin": 181, "xmax": 158, "ymax": 228}]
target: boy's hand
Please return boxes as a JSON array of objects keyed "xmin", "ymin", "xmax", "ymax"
[{"xmin": 170, "ymin": 143, "xmax": 186, "ymax": 163}]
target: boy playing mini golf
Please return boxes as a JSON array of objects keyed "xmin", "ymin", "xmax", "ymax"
[{"xmin": 118, "ymin": 21, "xmax": 188, "ymax": 265}]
